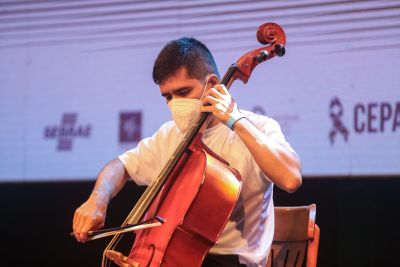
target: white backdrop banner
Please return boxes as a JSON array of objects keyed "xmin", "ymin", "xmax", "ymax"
[{"xmin": 0, "ymin": 0, "xmax": 399, "ymax": 181}]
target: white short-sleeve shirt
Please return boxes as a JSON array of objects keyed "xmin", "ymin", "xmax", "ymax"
[{"xmin": 119, "ymin": 111, "xmax": 295, "ymax": 267}]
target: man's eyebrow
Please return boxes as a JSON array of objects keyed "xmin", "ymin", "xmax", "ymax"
[{"xmin": 161, "ymin": 86, "xmax": 192, "ymax": 97}]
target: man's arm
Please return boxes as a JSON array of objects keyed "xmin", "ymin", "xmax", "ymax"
[
  {"xmin": 73, "ymin": 158, "xmax": 129, "ymax": 242},
  {"xmin": 201, "ymin": 83, "xmax": 302, "ymax": 193},
  {"xmin": 232, "ymin": 118, "xmax": 301, "ymax": 192}
]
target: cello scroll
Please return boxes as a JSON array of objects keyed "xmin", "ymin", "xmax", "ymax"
[{"xmin": 227, "ymin": 22, "xmax": 286, "ymax": 86}]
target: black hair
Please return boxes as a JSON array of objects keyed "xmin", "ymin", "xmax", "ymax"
[{"xmin": 152, "ymin": 37, "xmax": 220, "ymax": 85}]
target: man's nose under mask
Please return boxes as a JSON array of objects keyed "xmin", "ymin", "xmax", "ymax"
[{"xmin": 167, "ymin": 98, "xmax": 202, "ymax": 133}]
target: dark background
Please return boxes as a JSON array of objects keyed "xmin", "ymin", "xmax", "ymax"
[{"xmin": 2, "ymin": 177, "xmax": 399, "ymax": 266}]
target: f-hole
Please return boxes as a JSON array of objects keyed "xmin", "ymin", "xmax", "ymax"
[{"xmin": 146, "ymin": 244, "xmax": 156, "ymax": 267}]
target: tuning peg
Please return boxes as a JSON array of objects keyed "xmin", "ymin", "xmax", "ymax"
[
  {"xmin": 255, "ymin": 50, "xmax": 269, "ymax": 63},
  {"xmin": 274, "ymin": 44, "xmax": 285, "ymax": 57}
]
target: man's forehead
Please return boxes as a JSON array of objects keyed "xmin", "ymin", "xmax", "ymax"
[
  {"xmin": 163, "ymin": 68, "xmax": 190, "ymax": 82},
  {"xmin": 160, "ymin": 68, "xmax": 200, "ymax": 87}
]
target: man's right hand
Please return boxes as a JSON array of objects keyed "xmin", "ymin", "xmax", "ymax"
[
  {"xmin": 72, "ymin": 158, "xmax": 129, "ymax": 242},
  {"xmin": 73, "ymin": 192, "xmax": 108, "ymax": 243}
]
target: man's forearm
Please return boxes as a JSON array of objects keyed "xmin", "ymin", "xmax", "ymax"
[{"xmin": 90, "ymin": 158, "xmax": 130, "ymax": 204}]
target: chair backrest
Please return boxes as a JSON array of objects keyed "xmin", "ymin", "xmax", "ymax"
[{"xmin": 266, "ymin": 204, "xmax": 320, "ymax": 267}]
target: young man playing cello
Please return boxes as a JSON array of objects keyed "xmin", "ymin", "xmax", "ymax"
[{"xmin": 73, "ymin": 37, "xmax": 301, "ymax": 267}]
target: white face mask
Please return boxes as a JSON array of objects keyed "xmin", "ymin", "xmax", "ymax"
[
  {"xmin": 168, "ymin": 98, "xmax": 202, "ymax": 133},
  {"xmin": 167, "ymin": 76, "xmax": 209, "ymax": 133}
]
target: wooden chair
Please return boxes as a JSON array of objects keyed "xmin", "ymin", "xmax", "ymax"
[{"xmin": 266, "ymin": 204, "xmax": 320, "ymax": 267}]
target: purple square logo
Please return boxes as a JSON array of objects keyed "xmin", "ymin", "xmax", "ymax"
[{"xmin": 119, "ymin": 112, "xmax": 141, "ymax": 143}]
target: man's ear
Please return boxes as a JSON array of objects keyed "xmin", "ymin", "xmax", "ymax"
[{"xmin": 208, "ymin": 74, "xmax": 220, "ymax": 86}]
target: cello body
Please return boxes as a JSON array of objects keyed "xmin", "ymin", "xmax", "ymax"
[{"xmin": 129, "ymin": 134, "xmax": 242, "ymax": 266}]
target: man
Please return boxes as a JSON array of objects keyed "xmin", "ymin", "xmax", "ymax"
[{"xmin": 73, "ymin": 37, "xmax": 301, "ymax": 267}]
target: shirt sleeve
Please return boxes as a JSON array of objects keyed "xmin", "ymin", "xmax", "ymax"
[
  {"xmin": 118, "ymin": 122, "xmax": 174, "ymax": 185},
  {"xmin": 251, "ymin": 114, "xmax": 297, "ymax": 156}
]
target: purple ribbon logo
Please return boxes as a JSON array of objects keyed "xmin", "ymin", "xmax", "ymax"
[{"xmin": 329, "ymin": 97, "xmax": 349, "ymax": 144}]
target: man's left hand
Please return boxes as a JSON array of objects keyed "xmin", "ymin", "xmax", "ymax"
[{"xmin": 200, "ymin": 84, "xmax": 242, "ymax": 125}]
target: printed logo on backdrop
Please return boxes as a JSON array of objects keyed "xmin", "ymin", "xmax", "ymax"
[
  {"xmin": 329, "ymin": 97, "xmax": 400, "ymax": 145},
  {"xmin": 119, "ymin": 112, "xmax": 141, "ymax": 143},
  {"xmin": 44, "ymin": 113, "xmax": 91, "ymax": 151},
  {"xmin": 252, "ymin": 105, "xmax": 300, "ymax": 135},
  {"xmin": 329, "ymin": 97, "xmax": 349, "ymax": 145},
  {"xmin": 354, "ymin": 101, "xmax": 400, "ymax": 133}
]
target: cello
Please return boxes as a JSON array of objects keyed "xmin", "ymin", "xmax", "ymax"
[{"xmin": 91, "ymin": 22, "xmax": 286, "ymax": 267}]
